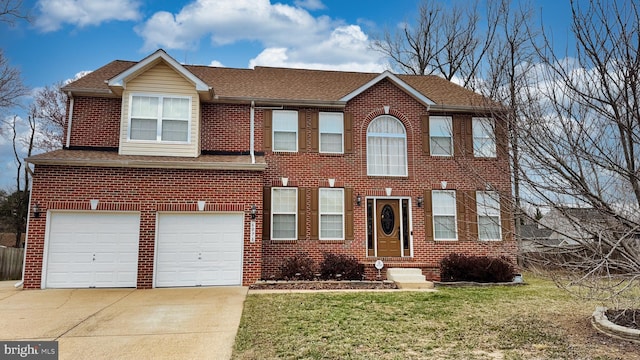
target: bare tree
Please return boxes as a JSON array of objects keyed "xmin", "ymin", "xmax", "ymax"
[
  {"xmin": 0, "ymin": 0, "xmax": 28, "ymax": 25},
  {"xmin": 371, "ymin": 0, "xmax": 498, "ymax": 88},
  {"xmin": 518, "ymin": 0, "xmax": 640, "ymax": 309},
  {"xmin": 0, "ymin": 50, "xmax": 28, "ymax": 111},
  {"xmin": 31, "ymin": 81, "xmax": 67, "ymax": 150}
]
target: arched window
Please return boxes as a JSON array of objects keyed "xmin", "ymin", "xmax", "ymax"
[{"xmin": 367, "ymin": 115, "xmax": 407, "ymax": 176}]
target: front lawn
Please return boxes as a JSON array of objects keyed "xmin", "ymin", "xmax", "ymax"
[{"xmin": 232, "ymin": 275, "xmax": 639, "ymax": 359}]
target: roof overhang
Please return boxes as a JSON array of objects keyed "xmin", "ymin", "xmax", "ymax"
[
  {"xmin": 210, "ymin": 95, "xmax": 346, "ymax": 109},
  {"xmin": 340, "ymin": 71, "xmax": 436, "ymax": 106},
  {"xmin": 107, "ymin": 49, "xmax": 213, "ymax": 100}
]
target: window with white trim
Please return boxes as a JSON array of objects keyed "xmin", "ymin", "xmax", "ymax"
[
  {"xmin": 271, "ymin": 187, "xmax": 298, "ymax": 240},
  {"xmin": 476, "ymin": 191, "xmax": 501, "ymax": 240},
  {"xmin": 319, "ymin": 188, "xmax": 344, "ymax": 239},
  {"xmin": 129, "ymin": 95, "xmax": 190, "ymax": 142},
  {"xmin": 432, "ymin": 190, "xmax": 457, "ymax": 240},
  {"xmin": 430, "ymin": 116, "xmax": 453, "ymax": 156},
  {"xmin": 319, "ymin": 112, "xmax": 344, "ymax": 153},
  {"xmin": 473, "ymin": 117, "xmax": 496, "ymax": 157},
  {"xmin": 273, "ymin": 110, "xmax": 298, "ymax": 152},
  {"xmin": 367, "ymin": 115, "xmax": 407, "ymax": 176}
]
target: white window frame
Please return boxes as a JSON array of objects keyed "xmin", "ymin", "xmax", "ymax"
[
  {"xmin": 271, "ymin": 187, "xmax": 298, "ymax": 240},
  {"xmin": 432, "ymin": 190, "xmax": 458, "ymax": 241},
  {"xmin": 272, "ymin": 110, "xmax": 298, "ymax": 152},
  {"xmin": 127, "ymin": 93, "xmax": 192, "ymax": 143},
  {"xmin": 429, "ymin": 116, "xmax": 453, "ymax": 156},
  {"xmin": 319, "ymin": 112, "xmax": 344, "ymax": 154},
  {"xmin": 319, "ymin": 188, "xmax": 345, "ymax": 240},
  {"xmin": 366, "ymin": 115, "xmax": 408, "ymax": 177},
  {"xmin": 476, "ymin": 191, "xmax": 502, "ymax": 241},
  {"xmin": 472, "ymin": 117, "xmax": 497, "ymax": 158}
]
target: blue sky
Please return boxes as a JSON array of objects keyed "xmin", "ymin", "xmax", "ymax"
[{"xmin": 0, "ymin": 0, "xmax": 573, "ymax": 190}]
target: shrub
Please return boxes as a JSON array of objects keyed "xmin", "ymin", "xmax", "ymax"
[
  {"xmin": 278, "ymin": 253, "xmax": 317, "ymax": 280},
  {"xmin": 440, "ymin": 253, "xmax": 516, "ymax": 283},
  {"xmin": 319, "ymin": 252, "xmax": 364, "ymax": 280}
]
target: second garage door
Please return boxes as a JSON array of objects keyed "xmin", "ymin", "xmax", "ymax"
[{"xmin": 155, "ymin": 213, "xmax": 244, "ymax": 287}]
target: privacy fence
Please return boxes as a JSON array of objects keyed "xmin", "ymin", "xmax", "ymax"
[{"xmin": 0, "ymin": 247, "xmax": 23, "ymax": 281}]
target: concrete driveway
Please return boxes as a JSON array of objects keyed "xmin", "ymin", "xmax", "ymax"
[{"xmin": 0, "ymin": 281, "xmax": 247, "ymax": 360}]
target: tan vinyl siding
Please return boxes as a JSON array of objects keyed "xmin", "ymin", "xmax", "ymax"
[{"xmin": 119, "ymin": 62, "xmax": 200, "ymax": 157}]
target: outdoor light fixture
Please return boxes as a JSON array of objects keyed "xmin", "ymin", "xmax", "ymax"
[
  {"xmin": 32, "ymin": 203, "xmax": 41, "ymax": 218},
  {"xmin": 356, "ymin": 194, "xmax": 362, "ymax": 206},
  {"xmin": 251, "ymin": 204, "xmax": 257, "ymax": 220},
  {"xmin": 417, "ymin": 196, "xmax": 424, "ymax": 208}
]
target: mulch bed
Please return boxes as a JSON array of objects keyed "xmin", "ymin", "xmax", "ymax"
[
  {"xmin": 606, "ymin": 309, "xmax": 640, "ymax": 330},
  {"xmin": 249, "ymin": 280, "xmax": 398, "ymax": 290}
]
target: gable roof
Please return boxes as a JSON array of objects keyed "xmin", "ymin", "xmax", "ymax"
[
  {"xmin": 107, "ymin": 49, "xmax": 211, "ymax": 96},
  {"xmin": 63, "ymin": 51, "xmax": 494, "ymax": 110}
]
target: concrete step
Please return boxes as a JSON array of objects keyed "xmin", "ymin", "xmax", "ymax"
[{"xmin": 387, "ymin": 268, "xmax": 434, "ymax": 289}]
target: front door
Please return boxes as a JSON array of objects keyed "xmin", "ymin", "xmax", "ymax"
[{"xmin": 376, "ymin": 200, "xmax": 401, "ymax": 257}]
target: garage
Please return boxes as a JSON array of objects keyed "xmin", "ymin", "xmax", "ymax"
[
  {"xmin": 44, "ymin": 212, "xmax": 140, "ymax": 288},
  {"xmin": 155, "ymin": 213, "xmax": 244, "ymax": 287}
]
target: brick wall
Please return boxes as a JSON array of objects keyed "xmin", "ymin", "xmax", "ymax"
[
  {"xmin": 67, "ymin": 97, "xmax": 122, "ymax": 148},
  {"xmin": 260, "ymin": 79, "xmax": 515, "ymax": 280},
  {"xmin": 25, "ymin": 165, "xmax": 263, "ymax": 288}
]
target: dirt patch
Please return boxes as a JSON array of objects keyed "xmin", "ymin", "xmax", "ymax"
[
  {"xmin": 606, "ymin": 309, "xmax": 640, "ymax": 330},
  {"xmin": 249, "ymin": 280, "xmax": 398, "ymax": 290}
]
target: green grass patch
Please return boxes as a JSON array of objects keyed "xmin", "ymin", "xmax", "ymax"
[{"xmin": 232, "ymin": 274, "xmax": 637, "ymax": 359}]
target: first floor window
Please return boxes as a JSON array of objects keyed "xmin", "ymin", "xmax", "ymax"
[
  {"xmin": 319, "ymin": 188, "xmax": 344, "ymax": 239},
  {"xmin": 273, "ymin": 110, "xmax": 298, "ymax": 152},
  {"xmin": 477, "ymin": 191, "xmax": 501, "ymax": 240},
  {"xmin": 271, "ymin": 188, "xmax": 297, "ymax": 240},
  {"xmin": 432, "ymin": 190, "xmax": 457, "ymax": 240},
  {"xmin": 473, "ymin": 117, "xmax": 496, "ymax": 157},
  {"xmin": 129, "ymin": 95, "xmax": 190, "ymax": 142}
]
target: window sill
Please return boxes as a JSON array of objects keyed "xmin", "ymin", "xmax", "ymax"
[
  {"xmin": 318, "ymin": 239, "xmax": 346, "ymax": 244},
  {"xmin": 270, "ymin": 239, "xmax": 297, "ymax": 244}
]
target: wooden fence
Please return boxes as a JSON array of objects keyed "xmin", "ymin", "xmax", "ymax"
[{"xmin": 0, "ymin": 247, "xmax": 24, "ymax": 281}]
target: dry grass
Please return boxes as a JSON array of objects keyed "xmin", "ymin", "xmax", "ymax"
[{"xmin": 233, "ymin": 274, "xmax": 640, "ymax": 359}]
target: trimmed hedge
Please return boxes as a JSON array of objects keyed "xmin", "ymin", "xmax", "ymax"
[
  {"xmin": 278, "ymin": 253, "xmax": 317, "ymax": 280},
  {"xmin": 440, "ymin": 253, "xmax": 516, "ymax": 283},
  {"xmin": 319, "ymin": 252, "xmax": 365, "ymax": 280}
]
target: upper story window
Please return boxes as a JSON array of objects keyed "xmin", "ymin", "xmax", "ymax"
[
  {"xmin": 473, "ymin": 117, "xmax": 496, "ymax": 157},
  {"xmin": 430, "ymin": 116, "xmax": 453, "ymax": 156},
  {"xmin": 367, "ymin": 115, "xmax": 407, "ymax": 176},
  {"xmin": 432, "ymin": 190, "xmax": 457, "ymax": 240},
  {"xmin": 271, "ymin": 187, "xmax": 298, "ymax": 240},
  {"xmin": 319, "ymin": 188, "xmax": 344, "ymax": 240},
  {"xmin": 273, "ymin": 110, "xmax": 298, "ymax": 152},
  {"xmin": 476, "ymin": 191, "xmax": 501, "ymax": 240},
  {"xmin": 129, "ymin": 95, "xmax": 191, "ymax": 142},
  {"xmin": 319, "ymin": 112, "xmax": 344, "ymax": 153}
]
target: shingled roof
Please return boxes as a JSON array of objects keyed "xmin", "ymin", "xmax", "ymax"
[{"xmin": 63, "ymin": 53, "xmax": 493, "ymax": 109}]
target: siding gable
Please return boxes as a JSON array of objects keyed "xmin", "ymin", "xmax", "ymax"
[{"xmin": 119, "ymin": 62, "xmax": 201, "ymax": 157}]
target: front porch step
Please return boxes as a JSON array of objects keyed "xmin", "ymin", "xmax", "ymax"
[{"xmin": 387, "ymin": 268, "xmax": 434, "ymax": 289}]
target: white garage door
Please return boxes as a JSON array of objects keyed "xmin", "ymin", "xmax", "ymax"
[
  {"xmin": 155, "ymin": 213, "xmax": 243, "ymax": 287},
  {"xmin": 45, "ymin": 212, "xmax": 140, "ymax": 288}
]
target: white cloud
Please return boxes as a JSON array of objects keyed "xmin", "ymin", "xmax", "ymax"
[
  {"xmin": 35, "ymin": 0, "xmax": 142, "ymax": 32},
  {"xmin": 294, "ymin": 0, "xmax": 325, "ymax": 10},
  {"xmin": 209, "ymin": 60, "xmax": 224, "ymax": 67},
  {"xmin": 248, "ymin": 25, "xmax": 387, "ymax": 72},
  {"xmin": 136, "ymin": 0, "xmax": 332, "ymax": 51},
  {"xmin": 135, "ymin": 0, "xmax": 386, "ymax": 72}
]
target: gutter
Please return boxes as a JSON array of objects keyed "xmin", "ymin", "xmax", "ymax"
[
  {"xmin": 65, "ymin": 92, "xmax": 74, "ymax": 148},
  {"xmin": 250, "ymin": 101, "xmax": 255, "ymax": 164}
]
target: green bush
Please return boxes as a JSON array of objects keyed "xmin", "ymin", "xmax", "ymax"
[{"xmin": 440, "ymin": 253, "xmax": 516, "ymax": 283}]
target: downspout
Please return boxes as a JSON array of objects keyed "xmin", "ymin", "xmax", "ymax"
[
  {"xmin": 250, "ymin": 101, "xmax": 255, "ymax": 164},
  {"xmin": 15, "ymin": 166, "xmax": 35, "ymax": 288},
  {"xmin": 65, "ymin": 92, "xmax": 74, "ymax": 148}
]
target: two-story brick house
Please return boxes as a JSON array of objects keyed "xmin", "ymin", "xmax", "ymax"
[{"xmin": 23, "ymin": 49, "xmax": 514, "ymax": 289}]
